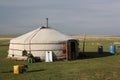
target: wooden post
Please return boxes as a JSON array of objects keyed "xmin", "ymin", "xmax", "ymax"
[{"xmin": 83, "ymin": 33, "xmax": 86, "ymax": 53}]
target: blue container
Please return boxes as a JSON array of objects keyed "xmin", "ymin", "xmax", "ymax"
[
  {"xmin": 98, "ymin": 46, "xmax": 103, "ymax": 53},
  {"xmin": 109, "ymin": 45, "xmax": 116, "ymax": 54}
]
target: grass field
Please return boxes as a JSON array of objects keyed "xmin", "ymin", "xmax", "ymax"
[{"xmin": 0, "ymin": 35, "xmax": 120, "ymax": 80}]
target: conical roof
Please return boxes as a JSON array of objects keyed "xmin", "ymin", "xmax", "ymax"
[{"xmin": 10, "ymin": 27, "xmax": 77, "ymax": 44}]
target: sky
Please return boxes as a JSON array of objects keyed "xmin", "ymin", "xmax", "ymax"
[{"xmin": 0, "ymin": 0, "xmax": 120, "ymax": 35}]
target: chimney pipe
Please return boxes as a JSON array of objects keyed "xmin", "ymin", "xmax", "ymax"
[{"xmin": 46, "ymin": 18, "xmax": 48, "ymax": 28}]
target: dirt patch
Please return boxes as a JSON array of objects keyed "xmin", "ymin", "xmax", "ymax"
[
  {"xmin": 72, "ymin": 35, "xmax": 120, "ymax": 40},
  {"xmin": 0, "ymin": 38, "xmax": 12, "ymax": 40}
]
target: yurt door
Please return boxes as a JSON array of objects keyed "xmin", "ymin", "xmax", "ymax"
[{"xmin": 67, "ymin": 40, "xmax": 78, "ymax": 60}]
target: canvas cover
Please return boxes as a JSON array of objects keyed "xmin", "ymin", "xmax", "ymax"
[{"xmin": 8, "ymin": 27, "xmax": 78, "ymax": 61}]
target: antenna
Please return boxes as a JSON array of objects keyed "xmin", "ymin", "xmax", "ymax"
[{"xmin": 46, "ymin": 18, "xmax": 48, "ymax": 28}]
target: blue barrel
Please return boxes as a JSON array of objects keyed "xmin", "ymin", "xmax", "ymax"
[
  {"xmin": 98, "ymin": 46, "xmax": 103, "ymax": 53},
  {"xmin": 109, "ymin": 45, "xmax": 116, "ymax": 54}
]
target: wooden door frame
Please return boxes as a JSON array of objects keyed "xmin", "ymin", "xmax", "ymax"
[{"xmin": 66, "ymin": 40, "xmax": 79, "ymax": 60}]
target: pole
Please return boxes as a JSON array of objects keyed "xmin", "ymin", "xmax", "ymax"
[
  {"xmin": 83, "ymin": 33, "xmax": 86, "ymax": 53},
  {"xmin": 46, "ymin": 18, "xmax": 48, "ymax": 28}
]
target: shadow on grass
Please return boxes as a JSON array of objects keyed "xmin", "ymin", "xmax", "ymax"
[
  {"xmin": 78, "ymin": 52, "xmax": 115, "ymax": 59},
  {"xmin": 27, "ymin": 69, "xmax": 45, "ymax": 73},
  {"xmin": 1, "ymin": 69, "xmax": 45, "ymax": 74},
  {"xmin": 1, "ymin": 70, "xmax": 13, "ymax": 73},
  {"xmin": 0, "ymin": 44, "xmax": 9, "ymax": 46}
]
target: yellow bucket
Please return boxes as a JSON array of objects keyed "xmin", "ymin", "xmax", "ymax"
[
  {"xmin": 13, "ymin": 65, "xmax": 23, "ymax": 74},
  {"xmin": 13, "ymin": 65, "xmax": 20, "ymax": 74}
]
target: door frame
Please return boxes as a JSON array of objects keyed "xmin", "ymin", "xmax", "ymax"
[{"xmin": 66, "ymin": 40, "xmax": 79, "ymax": 60}]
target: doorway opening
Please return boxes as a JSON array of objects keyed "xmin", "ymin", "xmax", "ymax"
[{"xmin": 66, "ymin": 40, "xmax": 78, "ymax": 60}]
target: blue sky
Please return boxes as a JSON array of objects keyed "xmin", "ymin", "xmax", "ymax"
[{"xmin": 0, "ymin": 0, "xmax": 120, "ymax": 35}]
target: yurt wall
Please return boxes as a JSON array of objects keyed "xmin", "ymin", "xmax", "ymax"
[{"xmin": 8, "ymin": 28, "xmax": 79, "ymax": 61}]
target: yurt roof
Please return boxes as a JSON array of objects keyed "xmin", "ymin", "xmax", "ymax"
[{"xmin": 10, "ymin": 27, "xmax": 78, "ymax": 44}]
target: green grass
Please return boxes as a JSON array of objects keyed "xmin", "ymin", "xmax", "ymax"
[
  {"xmin": 0, "ymin": 38, "xmax": 120, "ymax": 80},
  {"xmin": 0, "ymin": 34, "xmax": 20, "ymax": 38}
]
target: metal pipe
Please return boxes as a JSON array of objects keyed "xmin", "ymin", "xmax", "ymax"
[{"xmin": 46, "ymin": 18, "xmax": 48, "ymax": 28}]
